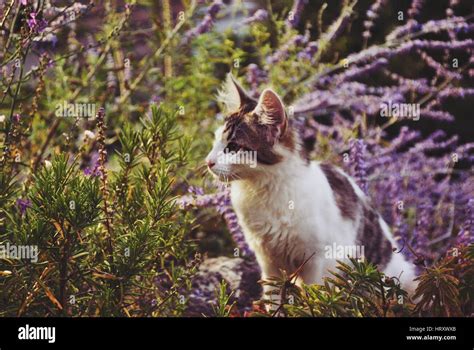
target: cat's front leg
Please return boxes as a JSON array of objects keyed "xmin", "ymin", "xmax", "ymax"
[
  {"xmin": 257, "ymin": 261, "xmax": 283, "ymax": 313},
  {"xmin": 261, "ymin": 280, "xmax": 282, "ymax": 313}
]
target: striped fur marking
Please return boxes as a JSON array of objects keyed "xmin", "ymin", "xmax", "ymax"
[
  {"xmin": 356, "ymin": 204, "xmax": 393, "ymax": 268},
  {"xmin": 320, "ymin": 163, "xmax": 358, "ymax": 221}
]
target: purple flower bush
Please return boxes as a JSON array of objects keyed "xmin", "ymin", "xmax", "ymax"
[{"xmin": 0, "ymin": 0, "xmax": 472, "ymax": 317}]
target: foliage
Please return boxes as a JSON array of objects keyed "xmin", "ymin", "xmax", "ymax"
[
  {"xmin": 248, "ymin": 247, "xmax": 473, "ymax": 317},
  {"xmin": 211, "ymin": 280, "xmax": 236, "ymax": 317},
  {"xmin": 0, "ymin": 106, "xmax": 196, "ymax": 316}
]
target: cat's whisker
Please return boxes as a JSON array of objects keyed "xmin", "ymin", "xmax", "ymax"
[
  {"xmin": 199, "ymin": 168, "xmax": 209, "ymax": 178},
  {"xmin": 196, "ymin": 163, "xmax": 208, "ymax": 176}
]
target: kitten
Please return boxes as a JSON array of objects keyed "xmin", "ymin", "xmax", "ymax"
[{"xmin": 206, "ymin": 73, "xmax": 417, "ymax": 302}]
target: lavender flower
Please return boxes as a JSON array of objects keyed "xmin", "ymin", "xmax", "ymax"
[
  {"xmin": 106, "ymin": 54, "xmax": 117, "ymax": 91},
  {"xmin": 17, "ymin": 198, "xmax": 32, "ymax": 215},
  {"xmin": 419, "ymin": 51, "xmax": 462, "ymax": 80},
  {"xmin": 363, "ymin": 0, "xmax": 388, "ymax": 42},
  {"xmin": 297, "ymin": 41, "xmax": 318, "ymax": 62},
  {"xmin": 182, "ymin": 1, "xmax": 223, "ymax": 44},
  {"xmin": 215, "ymin": 187, "xmax": 253, "ymax": 258},
  {"xmin": 177, "ymin": 186, "xmax": 217, "ymax": 209},
  {"xmin": 392, "ymin": 193, "xmax": 409, "ymax": 245},
  {"xmin": 83, "ymin": 166, "xmax": 101, "ymax": 177},
  {"xmin": 386, "ymin": 20, "xmax": 422, "ymax": 42},
  {"xmin": 457, "ymin": 199, "xmax": 473, "ymax": 245},
  {"xmin": 408, "ymin": 0, "xmax": 425, "ymax": 20},
  {"xmin": 469, "ymin": 54, "xmax": 474, "ymax": 78},
  {"xmin": 286, "ymin": 0, "xmax": 307, "ymax": 29},
  {"xmin": 334, "ymin": 58, "xmax": 389, "ymax": 83},
  {"xmin": 294, "ymin": 82, "xmax": 405, "ymax": 116},
  {"xmin": 343, "ymin": 39, "xmax": 474, "ymax": 68},
  {"xmin": 419, "ymin": 109, "xmax": 455, "ymax": 122},
  {"xmin": 243, "ymin": 9, "xmax": 268, "ymax": 24},
  {"xmin": 83, "ymin": 152, "xmax": 101, "ymax": 177},
  {"xmin": 246, "ymin": 63, "xmax": 267, "ymax": 97},
  {"xmin": 188, "ymin": 186, "xmax": 205, "ymax": 196},
  {"xmin": 414, "ymin": 203, "xmax": 432, "ymax": 253},
  {"xmin": 439, "ymin": 88, "xmax": 474, "ymax": 102},
  {"xmin": 267, "ymin": 32, "xmax": 309, "ymax": 64},
  {"xmin": 350, "ymin": 139, "xmax": 368, "ymax": 194},
  {"xmin": 27, "ymin": 12, "xmax": 47, "ymax": 33}
]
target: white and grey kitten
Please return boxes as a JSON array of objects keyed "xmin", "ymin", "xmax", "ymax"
[{"xmin": 206, "ymin": 73, "xmax": 417, "ymax": 301}]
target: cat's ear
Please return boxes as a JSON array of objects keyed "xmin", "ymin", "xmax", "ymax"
[
  {"xmin": 254, "ymin": 89, "xmax": 287, "ymax": 136},
  {"xmin": 217, "ymin": 73, "xmax": 253, "ymax": 112}
]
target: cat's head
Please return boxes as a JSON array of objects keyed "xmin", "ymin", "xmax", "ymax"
[{"xmin": 206, "ymin": 73, "xmax": 296, "ymax": 181}]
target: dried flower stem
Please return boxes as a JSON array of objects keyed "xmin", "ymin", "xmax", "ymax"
[
  {"xmin": 96, "ymin": 107, "xmax": 114, "ymax": 265},
  {"xmin": 118, "ymin": 0, "xmax": 197, "ymax": 105}
]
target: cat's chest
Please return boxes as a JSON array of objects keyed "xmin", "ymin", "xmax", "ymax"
[
  {"xmin": 229, "ymin": 162, "xmax": 351, "ymax": 247},
  {"xmin": 230, "ymin": 175, "xmax": 316, "ymax": 239}
]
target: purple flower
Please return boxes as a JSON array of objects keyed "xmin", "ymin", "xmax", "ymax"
[
  {"xmin": 414, "ymin": 203, "xmax": 432, "ymax": 251},
  {"xmin": 177, "ymin": 187, "xmax": 217, "ymax": 209},
  {"xmin": 83, "ymin": 152, "xmax": 101, "ymax": 177},
  {"xmin": 419, "ymin": 109, "xmax": 455, "ymax": 122},
  {"xmin": 334, "ymin": 58, "xmax": 389, "ymax": 83},
  {"xmin": 350, "ymin": 139, "xmax": 368, "ymax": 194},
  {"xmin": 106, "ymin": 54, "xmax": 117, "ymax": 91},
  {"xmin": 17, "ymin": 198, "xmax": 32, "ymax": 215},
  {"xmin": 297, "ymin": 41, "xmax": 318, "ymax": 62},
  {"xmin": 439, "ymin": 88, "xmax": 474, "ymax": 102},
  {"xmin": 386, "ymin": 20, "xmax": 422, "ymax": 42},
  {"xmin": 363, "ymin": 0, "xmax": 388, "ymax": 42},
  {"xmin": 37, "ymin": 33, "xmax": 58, "ymax": 47},
  {"xmin": 83, "ymin": 167, "xmax": 99, "ymax": 177},
  {"xmin": 408, "ymin": 0, "xmax": 425, "ymax": 20},
  {"xmin": 267, "ymin": 32, "xmax": 309, "ymax": 64},
  {"xmin": 418, "ymin": 50, "xmax": 462, "ymax": 81},
  {"xmin": 188, "ymin": 186, "xmax": 205, "ymax": 196},
  {"xmin": 456, "ymin": 199, "xmax": 473, "ymax": 245},
  {"xmin": 243, "ymin": 9, "xmax": 268, "ymax": 24},
  {"xmin": 286, "ymin": 0, "xmax": 308, "ymax": 29},
  {"xmin": 27, "ymin": 12, "xmax": 47, "ymax": 33},
  {"xmin": 215, "ymin": 187, "xmax": 254, "ymax": 258},
  {"xmin": 246, "ymin": 64, "xmax": 267, "ymax": 97},
  {"xmin": 182, "ymin": 1, "xmax": 223, "ymax": 44}
]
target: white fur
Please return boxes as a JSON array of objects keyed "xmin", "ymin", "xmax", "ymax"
[{"xmin": 217, "ymin": 73, "xmax": 243, "ymax": 113}]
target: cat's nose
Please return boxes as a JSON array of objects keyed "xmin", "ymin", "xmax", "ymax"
[{"xmin": 206, "ymin": 160, "xmax": 215, "ymax": 168}]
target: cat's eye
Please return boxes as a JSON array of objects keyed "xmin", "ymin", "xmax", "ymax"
[{"xmin": 224, "ymin": 142, "xmax": 241, "ymax": 153}]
